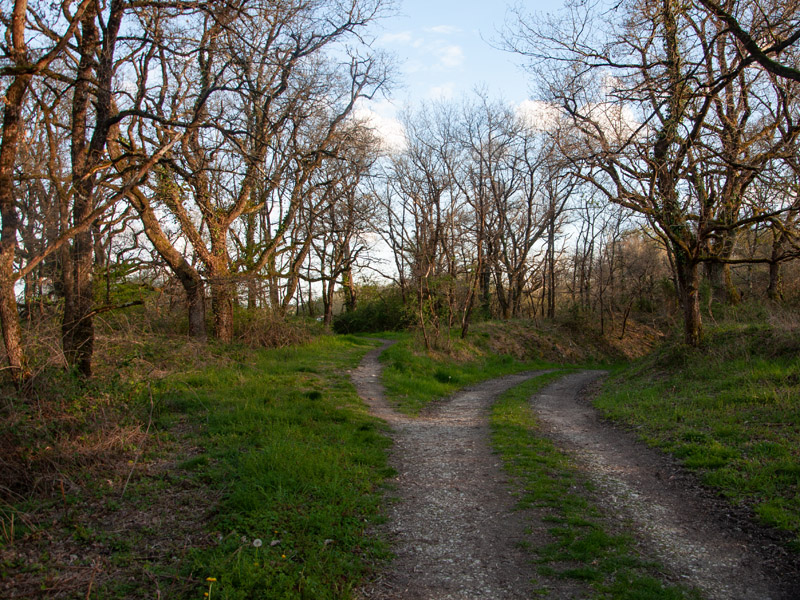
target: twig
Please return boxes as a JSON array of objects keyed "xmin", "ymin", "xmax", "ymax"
[
  {"xmin": 85, "ymin": 567, "xmax": 96, "ymax": 599},
  {"xmin": 144, "ymin": 567, "xmax": 162, "ymax": 599},
  {"xmin": 120, "ymin": 383, "xmax": 155, "ymax": 499}
]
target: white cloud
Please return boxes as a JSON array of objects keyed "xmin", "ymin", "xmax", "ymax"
[
  {"xmin": 427, "ymin": 25, "xmax": 460, "ymax": 35},
  {"xmin": 379, "ymin": 31, "xmax": 414, "ymax": 45},
  {"xmin": 428, "ymin": 82, "xmax": 456, "ymax": 100},
  {"xmin": 516, "ymin": 100, "xmax": 560, "ymax": 132},
  {"xmin": 352, "ymin": 100, "xmax": 407, "ymax": 153},
  {"xmin": 436, "ymin": 45, "xmax": 464, "ymax": 69}
]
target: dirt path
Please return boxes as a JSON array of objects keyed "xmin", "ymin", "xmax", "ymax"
[
  {"xmin": 352, "ymin": 340, "xmax": 547, "ymax": 599},
  {"xmin": 531, "ymin": 371, "xmax": 800, "ymax": 600},
  {"xmin": 352, "ymin": 342, "xmax": 799, "ymax": 599}
]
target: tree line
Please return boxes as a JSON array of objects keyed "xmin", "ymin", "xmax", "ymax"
[{"xmin": 3, "ymin": 0, "xmax": 800, "ymax": 385}]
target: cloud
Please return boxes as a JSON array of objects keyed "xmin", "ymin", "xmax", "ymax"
[
  {"xmin": 352, "ymin": 100, "xmax": 407, "ymax": 153},
  {"xmin": 516, "ymin": 100, "xmax": 560, "ymax": 132},
  {"xmin": 436, "ymin": 45, "xmax": 464, "ymax": 69},
  {"xmin": 379, "ymin": 31, "xmax": 414, "ymax": 45},
  {"xmin": 427, "ymin": 25, "xmax": 460, "ymax": 35},
  {"xmin": 428, "ymin": 82, "xmax": 455, "ymax": 100}
]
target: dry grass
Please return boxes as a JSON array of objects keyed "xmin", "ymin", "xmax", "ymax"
[{"xmin": 472, "ymin": 317, "xmax": 662, "ymax": 364}]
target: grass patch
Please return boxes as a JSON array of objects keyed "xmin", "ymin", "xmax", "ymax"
[
  {"xmin": 491, "ymin": 375, "xmax": 700, "ymax": 599},
  {"xmin": 595, "ymin": 322, "xmax": 800, "ymax": 548},
  {"xmin": 1, "ymin": 333, "xmax": 392, "ymax": 599},
  {"xmin": 379, "ymin": 331, "xmax": 556, "ymax": 414},
  {"xmin": 151, "ymin": 335, "xmax": 392, "ymax": 599}
]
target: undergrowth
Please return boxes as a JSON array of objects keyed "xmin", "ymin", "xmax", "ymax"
[
  {"xmin": 0, "ymin": 328, "xmax": 391, "ymax": 599},
  {"xmin": 491, "ymin": 375, "xmax": 701, "ymax": 599}
]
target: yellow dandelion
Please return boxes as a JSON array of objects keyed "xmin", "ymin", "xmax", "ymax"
[
  {"xmin": 281, "ymin": 554, "xmax": 286, "ymax": 559},
  {"xmin": 206, "ymin": 577, "xmax": 217, "ymax": 582}
]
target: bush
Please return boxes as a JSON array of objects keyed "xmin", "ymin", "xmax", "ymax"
[
  {"xmin": 332, "ymin": 288, "xmax": 409, "ymax": 334},
  {"xmin": 233, "ymin": 308, "xmax": 320, "ymax": 348}
]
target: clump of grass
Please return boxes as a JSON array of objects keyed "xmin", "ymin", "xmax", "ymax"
[
  {"xmin": 596, "ymin": 315, "xmax": 800, "ymax": 548},
  {"xmin": 491, "ymin": 375, "xmax": 700, "ymax": 599}
]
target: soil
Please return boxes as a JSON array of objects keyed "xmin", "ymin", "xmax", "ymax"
[{"xmin": 352, "ymin": 341, "xmax": 800, "ymax": 600}]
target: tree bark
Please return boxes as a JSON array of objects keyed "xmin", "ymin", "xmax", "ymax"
[
  {"xmin": 63, "ymin": 1, "xmax": 124, "ymax": 376},
  {"xmin": 0, "ymin": 74, "xmax": 31, "ymax": 383},
  {"xmin": 675, "ymin": 253, "xmax": 702, "ymax": 346}
]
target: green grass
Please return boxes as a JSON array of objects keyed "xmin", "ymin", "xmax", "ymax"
[
  {"xmin": 595, "ymin": 323, "xmax": 800, "ymax": 549},
  {"xmin": 146, "ymin": 335, "xmax": 392, "ymax": 599},
  {"xmin": 491, "ymin": 375, "xmax": 700, "ymax": 599},
  {"xmin": 379, "ymin": 332, "xmax": 555, "ymax": 414}
]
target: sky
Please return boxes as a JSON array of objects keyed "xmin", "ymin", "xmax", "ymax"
[{"xmin": 359, "ymin": 0, "xmax": 567, "ymax": 145}]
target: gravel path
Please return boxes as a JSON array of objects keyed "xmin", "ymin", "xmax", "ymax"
[
  {"xmin": 531, "ymin": 371, "xmax": 800, "ymax": 600},
  {"xmin": 352, "ymin": 341, "xmax": 799, "ymax": 600},
  {"xmin": 352, "ymin": 340, "xmax": 546, "ymax": 599}
]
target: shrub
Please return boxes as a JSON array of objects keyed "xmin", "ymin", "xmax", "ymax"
[{"xmin": 332, "ymin": 288, "xmax": 409, "ymax": 333}]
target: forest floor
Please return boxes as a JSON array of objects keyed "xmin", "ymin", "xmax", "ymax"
[{"xmin": 353, "ymin": 340, "xmax": 800, "ymax": 600}]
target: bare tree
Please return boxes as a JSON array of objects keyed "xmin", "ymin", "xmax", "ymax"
[
  {"xmin": 0, "ymin": 0, "xmax": 92, "ymax": 383},
  {"xmin": 128, "ymin": 0, "xmax": 389, "ymax": 342},
  {"xmin": 697, "ymin": 0, "xmax": 800, "ymax": 83},
  {"xmin": 506, "ymin": 0, "xmax": 800, "ymax": 345}
]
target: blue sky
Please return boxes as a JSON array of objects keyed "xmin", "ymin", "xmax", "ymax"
[{"xmin": 359, "ymin": 0, "xmax": 566, "ymax": 146}]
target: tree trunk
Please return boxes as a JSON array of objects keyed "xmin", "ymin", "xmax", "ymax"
[
  {"xmin": 705, "ymin": 261, "xmax": 740, "ymax": 305},
  {"xmin": 767, "ymin": 261, "xmax": 783, "ymax": 301},
  {"xmin": 62, "ymin": 224, "xmax": 95, "ymax": 376},
  {"xmin": 767, "ymin": 230, "xmax": 785, "ymax": 301},
  {"xmin": 247, "ymin": 277, "xmax": 258, "ymax": 310},
  {"xmin": 675, "ymin": 254, "xmax": 702, "ymax": 346},
  {"xmin": 546, "ymin": 218, "xmax": 556, "ymax": 319},
  {"xmin": 0, "ymin": 261, "xmax": 26, "ymax": 383},
  {"xmin": 0, "ymin": 73, "xmax": 31, "ymax": 384},
  {"xmin": 210, "ymin": 269, "xmax": 234, "ymax": 343},
  {"xmin": 63, "ymin": 3, "xmax": 123, "ymax": 377},
  {"xmin": 342, "ymin": 266, "xmax": 357, "ymax": 312}
]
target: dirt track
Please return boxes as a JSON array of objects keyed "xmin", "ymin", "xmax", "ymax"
[{"xmin": 352, "ymin": 342, "xmax": 799, "ymax": 599}]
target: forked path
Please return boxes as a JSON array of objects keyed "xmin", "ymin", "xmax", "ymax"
[
  {"xmin": 352, "ymin": 340, "xmax": 546, "ymax": 599},
  {"xmin": 352, "ymin": 341, "xmax": 799, "ymax": 599}
]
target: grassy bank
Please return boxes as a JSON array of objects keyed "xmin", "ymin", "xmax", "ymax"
[
  {"xmin": 378, "ymin": 331, "xmax": 559, "ymax": 414},
  {"xmin": 491, "ymin": 375, "xmax": 700, "ymax": 599},
  {"xmin": 595, "ymin": 314, "xmax": 800, "ymax": 549},
  {"xmin": 1, "ymin": 334, "xmax": 391, "ymax": 599}
]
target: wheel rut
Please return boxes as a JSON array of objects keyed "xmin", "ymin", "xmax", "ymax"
[
  {"xmin": 352, "ymin": 342, "xmax": 799, "ymax": 599},
  {"xmin": 531, "ymin": 371, "xmax": 800, "ymax": 600}
]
